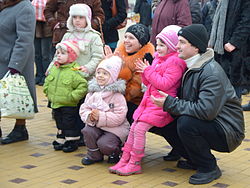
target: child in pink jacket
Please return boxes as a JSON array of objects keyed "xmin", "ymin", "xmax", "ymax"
[
  {"xmin": 109, "ymin": 25, "xmax": 187, "ymax": 175},
  {"xmin": 79, "ymin": 56, "xmax": 130, "ymax": 165}
]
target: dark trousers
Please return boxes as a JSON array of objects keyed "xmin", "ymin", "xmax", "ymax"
[
  {"xmin": 150, "ymin": 115, "xmax": 229, "ymax": 172},
  {"xmin": 54, "ymin": 107, "xmax": 80, "ymax": 137}
]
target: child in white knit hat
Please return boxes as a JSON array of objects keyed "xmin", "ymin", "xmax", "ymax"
[
  {"xmin": 47, "ymin": 3, "xmax": 104, "ymax": 78},
  {"xmin": 44, "ymin": 40, "xmax": 88, "ymax": 153},
  {"xmin": 79, "ymin": 56, "xmax": 130, "ymax": 165}
]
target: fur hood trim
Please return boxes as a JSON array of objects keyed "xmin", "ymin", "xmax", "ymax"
[{"xmin": 88, "ymin": 78, "xmax": 126, "ymax": 94}]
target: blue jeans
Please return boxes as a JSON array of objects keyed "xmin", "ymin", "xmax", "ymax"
[{"xmin": 34, "ymin": 37, "xmax": 53, "ymax": 84}]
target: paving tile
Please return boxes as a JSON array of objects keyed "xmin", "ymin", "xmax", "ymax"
[
  {"xmin": 162, "ymin": 168, "xmax": 177, "ymax": 173},
  {"xmin": 68, "ymin": 165, "xmax": 84, "ymax": 170},
  {"xmin": 162, "ymin": 181, "xmax": 178, "ymax": 187},
  {"xmin": 112, "ymin": 180, "xmax": 128, "ymax": 185},
  {"xmin": 61, "ymin": 179, "xmax": 78, "ymax": 184},
  {"xmin": 30, "ymin": 153, "xmax": 45, "ymax": 157},
  {"xmin": 9, "ymin": 178, "xmax": 27, "ymax": 184},
  {"xmin": 38, "ymin": 142, "xmax": 51, "ymax": 146},
  {"xmin": 21, "ymin": 165, "xmax": 37, "ymax": 169},
  {"xmin": 212, "ymin": 183, "xmax": 230, "ymax": 188}
]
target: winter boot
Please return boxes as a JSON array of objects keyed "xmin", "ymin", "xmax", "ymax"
[
  {"xmin": 116, "ymin": 149, "xmax": 144, "ymax": 176},
  {"xmin": 62, "ymin": 140, "xmax": 78, "ymax": 153},
  {"xmin": 0, "ymin": 126, "xmax": 2, "ymax": 138},
  {"xmin": 1, "ymin": 125, "xmax": 28, "ymax": 144},
  {"xmin": 108, "ymin": 143, "xmax": 132, "ymax": 173},
  {"xmin": 52, "ymin": 133, "xmax": 65, "ymax": 150}
]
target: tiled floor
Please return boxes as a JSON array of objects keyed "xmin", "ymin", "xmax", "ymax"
[{"xmin": 0, "ymin": 85, "xmax": 250, "ymax": 188}]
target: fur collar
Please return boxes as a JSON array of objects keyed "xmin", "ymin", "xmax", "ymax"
[
  {"xmin": 0, "ymin": 0, "xmax": 22, "ymax": 11},
  {"xmin": 88, "ymin": 78, "xmax": 126, "ymax": 94},
  {"xmin": 187, "ymin": 48, "xmax": 214, "ymax": 70}
]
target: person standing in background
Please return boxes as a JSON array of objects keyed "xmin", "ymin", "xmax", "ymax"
[
  {"xmin": 101, "ymin": 0, "xmax": 127, "ymax": 52},
  {"xmin": 150, "ymin": 0, "xmax": 192, "ymax": 46},
  {"xmin": 134, "ymin": 0, "xmax": 152, "ymax": 27},
  {"xmin": 32, "ymin": 0, "xmax": 53, "ymax": 86},
  {"xmin": 0, "ymin": 0, "xmax": 37, "ymax": 144}
]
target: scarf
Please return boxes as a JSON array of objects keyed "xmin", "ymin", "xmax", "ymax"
[
  {"xmin": 32, "ymin": 0, "xmax": 47, "ymax": 21},
  {"xmin": 208, "ymin": 0, "xmax": 229, "ymax": 55}
]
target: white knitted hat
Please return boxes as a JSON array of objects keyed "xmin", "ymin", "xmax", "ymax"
[{"xmin": 67, "ymin": 3, "xmax": 92, "ymax": 31}]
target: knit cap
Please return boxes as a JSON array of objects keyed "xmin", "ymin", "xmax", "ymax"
[
  {"xmin": 126, "ymin": 23, "xmax": 150, "ymax": 46},
  {"xmin": 178, "ymin": 24, "xmax": 208, "ymax": 53},
  {"xmin": 96, "ymin": 56, "xmax": 123, "ymax": 85},
  {"xmin": 56, "ymin": 40, "xmax": 80, "ymax": 63},
  {"xmin": 67, "ymin": 3, "xmax": 92, "ymax": 31},
  {"xmin": 156, "ymin": 25, "xmax": 181, "ymax": 53}
]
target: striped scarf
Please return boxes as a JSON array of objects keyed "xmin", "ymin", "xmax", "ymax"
[{"xmin": 32, "ymin": 0, "xmax": 47, "ymax": 21}]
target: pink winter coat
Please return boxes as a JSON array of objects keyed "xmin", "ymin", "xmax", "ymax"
[
  {"xmin": 133, "ymin": 52, "xmax": 187, "ymax": 127},
  {"xmin": 79, "ymin": 79, "xmax": 130, "ymax": 143}
]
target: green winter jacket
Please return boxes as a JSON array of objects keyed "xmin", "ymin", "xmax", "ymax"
[{"xmin": 43, "ymin": 62, "xmax": 88, "ymax": 109}]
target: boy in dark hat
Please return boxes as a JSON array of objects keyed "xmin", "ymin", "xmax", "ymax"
[{"xmin": 151, "ymin": 24, "xmax": 245, "ymax": 185}]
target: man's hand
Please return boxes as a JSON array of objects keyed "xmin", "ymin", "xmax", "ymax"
[
  {"xmin": 224, "ymin": 42, "xmax": 236, "ymax": 52},
  {"xmin": 150, "ymin": 91, "xmax": 169, "ymax": 108}
]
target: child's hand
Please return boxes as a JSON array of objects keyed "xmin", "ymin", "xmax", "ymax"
[
  {"xmin": 91, "ymin": 109, "xmax": 99, "ymax": 121},
  {"xmin": 135, "ymin": 59, "xmax": 150, "ymax": 73},
  {"xmin": 79, "ymin": 66, "xmax": 88, "ymax": 73}
]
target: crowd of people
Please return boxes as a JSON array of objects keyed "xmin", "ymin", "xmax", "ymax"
[{"xmin": 0, "ymin": 0, "xmax": 249, "ymax": 185}]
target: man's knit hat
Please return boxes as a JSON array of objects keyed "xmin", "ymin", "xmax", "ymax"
[
  {"xmin": 67, "ymin": 3, "xmax": 92, "ymax": 31},
  {"xmin": 178, "ymin": 24, "xmax": 208, "ymax": 53},
  {"xmin": 56, "ymin": 40, "xmax": 80, "ymax": 63},
  {"xmin": 156, "ymin": 25, "xmax": 181, "ymax": 53},
  {"xmin": 96, "ymin": 56, "xmax": 123, "ymax": 85},
  {"xmin": 126, "ymin": 23, "xmax": 150, "ymax": 46}
]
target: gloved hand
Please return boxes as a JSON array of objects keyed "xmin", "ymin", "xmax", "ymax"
[
  {"xmin": 9, "ymin": 68, "xmax": 20, "ymax": 75},
  {"xmin": 143, "ymin": 53, "xmax": 154, "ymax": 65}
]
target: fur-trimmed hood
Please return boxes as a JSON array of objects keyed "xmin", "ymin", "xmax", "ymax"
[
  {"xmin": 88, "ymin": 78, "xmax": 126, "ymax": 94},
  {"xmin": 0, "ymin": 0, "xmax": 22, "ymax": 10}
]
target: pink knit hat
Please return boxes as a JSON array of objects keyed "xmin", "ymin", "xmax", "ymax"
[
  {"xmin": 156, "ymin": 25, "xmax": 181, "ymax": 53},
  {"xmin": 56, "ymin": 40, "xmax": 80, "ymax": 63},
  {"xmin": 96, "ymin": 56, "xmax": 123, "ymax": 85}
]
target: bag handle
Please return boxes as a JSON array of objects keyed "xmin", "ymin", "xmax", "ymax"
[{"xmin": 3, "ymin": 71, "xmax": 10, "ymax": 79}]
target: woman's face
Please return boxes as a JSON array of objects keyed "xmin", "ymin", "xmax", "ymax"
[{"xmin": 124, "ymin": 32, "xmax": 142, "ymax": 53}]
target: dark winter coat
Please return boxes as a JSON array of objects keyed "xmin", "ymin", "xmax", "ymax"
[
  {"xmin": 134, "ymin": 0, "xmax": 152, "ymax": 26},
  {"xmin": 101, "ymin": 0, "xmax": 127, "ymax": 44},
  {"xmin": 0, "ymin": 0, "xmax": 38, "ymax": 113},
  {"xmin": 189, "ymin": 0, "xmax": 202, "ymax": 24},
  {"xmin": 150, "ymin": 0, "xmax": 192, "ymax": 46},
  {"xmin": 215, "ymin": 0, "xmax": 250, "ymax": 87},
  {"xmin": 44, "ymin": 0, "xmax": 105, "ymax": 45},
  {"xmin": 202, "ymin": 0, "xmax": 218, "ymax": 35},
  {"xmin": 164, "ymin": 49, "xmax": 245, "ymax": 152}
]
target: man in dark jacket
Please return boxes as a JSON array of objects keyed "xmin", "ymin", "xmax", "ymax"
[{"xmin": 151, "ymin": 24, "xmax": 245, "ymax": 185}]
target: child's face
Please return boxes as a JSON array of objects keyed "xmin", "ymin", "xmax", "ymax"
[
  {"xmin": 124, "ymin": 32, "xmax": 142, "ymax": 53},
  {"xmin": 56, "ymin": 48, "xmax": 69, "ymax": 65},
  {"xmin": 156, "ymin": 38, "xmax": 168, "ymax": 57},
  {"xmin": 96, "ymin": 68, "xmax": 111, "ymax": 86},
  {"xmin": 72, "ymin": 15, "xmax": 87, "ymax": 29}
]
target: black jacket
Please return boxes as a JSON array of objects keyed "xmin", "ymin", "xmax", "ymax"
[
  {"xmin": 164, "ymin": 49, "xmax": 245, "ymax": 152},
  {"xmin": 215, "ymin": 0, "xmax": 250, "ymax": 87},
  {"xmin": 101, "ymin": 0, "xmax": 127, "ymax": 44}
]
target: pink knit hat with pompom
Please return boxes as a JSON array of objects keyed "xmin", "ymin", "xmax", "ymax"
[{"xmin": 156, "ymin": 25, "xmax": 181, "ymax": 53}]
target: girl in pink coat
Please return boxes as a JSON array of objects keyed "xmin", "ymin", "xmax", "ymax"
[
  {"xmin": 79, "ymin": 56, "xmax": 130, "ymax": 165},
  {"xmin": 109, "ymin": 25, "xmax": 187, "ymax": 176}
]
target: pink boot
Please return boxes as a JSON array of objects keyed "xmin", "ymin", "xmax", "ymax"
[
  {"xmin": 116, "ymin": 149, "xmax": 144, "ymax": 176},
  {"xmin": 108, "ymin": 143, "xmax": 132, "ymax": 173}
]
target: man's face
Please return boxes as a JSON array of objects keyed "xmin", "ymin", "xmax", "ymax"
[{"xmin": 176, "ymin": 36, "xmax": 199, "ymax": 60}]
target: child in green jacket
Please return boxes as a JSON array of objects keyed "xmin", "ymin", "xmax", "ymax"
[{"xmin": 44, "ymin": 40, "xmax": 88, "ymax": 152}]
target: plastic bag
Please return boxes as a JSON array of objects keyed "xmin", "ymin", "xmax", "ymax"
[{"xmin": 0, "ymin": 72, "xmax": 35, "ymax": 119}]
